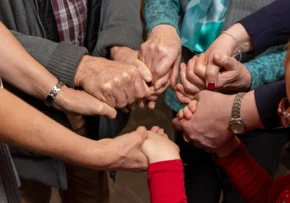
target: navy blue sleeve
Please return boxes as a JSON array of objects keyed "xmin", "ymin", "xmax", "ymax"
[
  {"xmin": 239, "ymin": 0, "xmax": 290, "ymax": 52},
  {"xmin": 254, "ymin": 80, "xmax": 286, "ymax": 128}
]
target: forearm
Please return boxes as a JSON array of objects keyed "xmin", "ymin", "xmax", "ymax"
[
  {"xmin": 216, "ymin": 142, "xmax": 273, "ymax": 202},
  {"xmin": 11, "ymin": 31, "xmax": 87, "ymax": 87},
  {"xmin": 240, "ymin": 90, "xmax": 263, "ymax": 130},
  {"xmin": 0, "ymin": 23, "xmax": 57, "ymax": 100},
  {"xmin": 245, "ymin": 45, "xmax": 286, "ymax": 89},
  {"xmin": 148, "ymin": 160, "xmax": 187, "ymax": 203},
  {"xmin": 238, "ymin": 0, "xmax": 290, "ymax": 52},
  {"xmin": 144, "ymin": 0, "xmax": 180, "ymax": 34},
  {"xmin": 0, "ymin": 88, "xmax": 106, "ymax": 169}
]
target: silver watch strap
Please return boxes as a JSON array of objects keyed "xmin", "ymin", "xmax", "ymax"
[
  {"xmin": 44, "ymin": 81, "xmax": 64, "ymax": 107},
  {"xmin": 231, "ymin": 93, "xmax": 246, "ymax": 119}
]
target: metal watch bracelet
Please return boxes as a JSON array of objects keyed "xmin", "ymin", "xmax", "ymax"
[{"xmin": 44, "ymin": 81, "xmax": 64, "ymax": 107}]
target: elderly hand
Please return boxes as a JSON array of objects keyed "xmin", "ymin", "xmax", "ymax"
[
  {"xmin": 97, "ymin": 126, "xmax": 149, "ymax": 171},
  {"xmin": 139, "ymin": 25, "xmax": 182, "ymax": 108},
  {"xmin": 74, "ymin": 56, "xmax": 151, "ymax": 109},
  {"xmin": 172, "ymin": 90, "xmax": 235, "ymax": 150},
  {"xmin": 110, "ymin": 46, "xmax": 152, "ymax": 109}
]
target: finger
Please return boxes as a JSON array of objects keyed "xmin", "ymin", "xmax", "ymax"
[
  {"xmin": 128, "ymin": 103, "xmax": 136, "ymax": 110},
  {"xmin": 135, "ymin": 126, "xmax": 148, "ymax": 142},
  {"xmin": 151, "ymin": 126, "xmax": 160, "ymax": 133},
  {"xmin": 147, "ymin": 101, "xmax": 156, "ymax": 109},
  {"xmin": 91, "ymin": 97, "xmax": 117, "ymax": 119},
  {"xmin": 113, "ymin": 86, "xmax": 127, "ymax": 108},
  {"xmin": 136, "ymin": 99, "xmax": 145, "ymax": 109},
  {"xmin": 177, "ymin": 109, "xmax": 184, "ymax": 119},
  {"xmin": 143, "ymin": 81, "xmax": 151, "ymax": 98},
  {"xmin": 175, "ymin": 84, "xmax": 194, "ymax": 104},
  {"xmin": 193, "ymin": 141, "xmax": 204, "ymax": 149},
  {"xmin": 134, "ymin": 76, "xmax": 146, "ymax": 100},
  {"xmin": 157, "ymin": 128, "xmax": 165, "ymax": 135},
  {"xmin": 194, "ymin": 53, "xmax": 207, "ymax": 79},
  {"xmin": 206, "ymin": 55, "xmax": 221, "ymax": 90},
  {"xmin": 121, "ymin": 107, "xmax": 130, "ymax": 113},
  {"xmin": 180, "ymin": 63, "xmax": 200, "ymax": 95},
  {"xmin": 155, "ymin": 72, "xmax": 171, "ymax": 89},
  {"xmin": 213, "ymin": 53, "xmax": 236, "ymax": 71},
  {"xmin": 188, "ymin": 100, "xmax": 198, "ymax": 113},
  {"xmin": 183, "ymin": 106, "xmax": 193, "ymax": 120},
  {"xmin": 172, "ymin": 118, "xmax": 183, "ymax": 130},
  {"xmin": 155, "ymin": 55, "xmax": 175, "ymax": 80},
  {"xmin": 170, "ymin": 53, "xmax": 182, "ymax": 88},
  {"xmin": 135, "ymin": 59, "xmax": 152, "ymax": 82}
]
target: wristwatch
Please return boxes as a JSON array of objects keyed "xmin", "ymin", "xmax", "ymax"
[{"xmin": 228, "ymin": 93, "xmax": 246, "ymax": 134}]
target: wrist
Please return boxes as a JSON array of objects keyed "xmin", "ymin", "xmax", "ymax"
[
  {"xmin": 151, "ymin": 24, "xmax": 179, "ymax": 39},
  {"xmin": 216, "ymin": 137, "xmax": 240, "ymax": 158},
  {"xmin": 240, "ymin": 91, "xmax": 263, "ymax": 130},
  {"xmin": 74, "ymin": 55, "xmax": 90, "ymax": 87},
  {"xmin": 226, "ymin": 24, "xmax": 253, "ymax": 53}
]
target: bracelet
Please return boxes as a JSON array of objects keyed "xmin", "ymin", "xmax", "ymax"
[
  {"xmin": 222, "ymin": 31, "xmax": 242, "ymax": 62},
  {"xmin": 44, "ymin": 81, "xmax": 64, "ymax": 107}
]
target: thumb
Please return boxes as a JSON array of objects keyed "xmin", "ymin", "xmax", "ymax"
[
  {"xmin": 94, "ymin": 100, "xmax": 117, "ymax": 119},
  {"xmin": 134, "ymin": 126, "xmax": 148, "ymax": 144},
  {"xmin": 213, "ymin": 53, "xmax": 237, "ymax": 71},
  {"xmin": 135, "ymin": 60, "xmax": 152, "ymax": 82}
]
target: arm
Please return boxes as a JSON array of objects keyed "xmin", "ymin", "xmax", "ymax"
[
  {"xmin": 239, "ymin": 0, "xmax": 290, "ymax": 52},
  {"xmin": 245, "ymin": 45, "xmax": 286, "ymax": 89},
  {"xmin": 0, "ymin": 22, "xmax": 116, "ymax": 117},
  {"xmin": 216, "ymin": 141, "xmax": 274, "ymax": 203},
  {"xmin": 94, "ymin": 0, "xmax": 143, "ymax": 57},
  {"xmin": 142, "ymin": 128, "xmax": 187, "ymax": 203},
  {"xmin": 11, "ymin": 31, "xmax": 87, "ymax": 88},
  {"xmin": 143, "ymin": 0, "xmax": 181, "ymax": 34},
  {"xmin": 0, "ymin": 88, "xmax": 148, "ymax": 170}
]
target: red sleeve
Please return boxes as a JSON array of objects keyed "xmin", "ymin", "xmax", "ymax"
[
  {"xmin": 215, "ymin": 143, "xmax": 274, "ymax": 203},
  {"xmin": 148, "ymin": 159, "xmax": 187, "ymax": 203}
]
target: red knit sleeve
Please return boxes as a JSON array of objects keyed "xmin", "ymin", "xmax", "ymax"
[
  {"xmin": 148, "ymin": 159, "xmax": 187, "ymax": 203},
  {"xmin": 215, "ymin": 143, "xmax": 274, "ymax": 203}
]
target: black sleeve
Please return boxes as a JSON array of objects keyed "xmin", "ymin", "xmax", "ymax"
[{"xmin": 254, "ymin": 80, "xmax": 286, "ymax": 128}]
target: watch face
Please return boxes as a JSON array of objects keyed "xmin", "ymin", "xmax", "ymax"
[{"xmin": 229, "ymin": 121, "xmax": 245, "ymax": 134}]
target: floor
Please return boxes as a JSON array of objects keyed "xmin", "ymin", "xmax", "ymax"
[{"xmin": 50, "ymin": 95, "xmax": 290, "ymax": 203}]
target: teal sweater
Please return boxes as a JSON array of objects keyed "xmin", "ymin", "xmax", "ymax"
[{"xmin": 144, "ymin": 0, "xmax": 286, "ymax": 112}]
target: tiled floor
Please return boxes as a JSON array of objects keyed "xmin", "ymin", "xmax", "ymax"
[{"xmin": 50, "ymin": 95, "xmax": 290, "ymax": 203}]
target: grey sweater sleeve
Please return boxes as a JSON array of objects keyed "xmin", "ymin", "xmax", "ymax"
[
  {"xmin": 94, "ymin": 0, "xmax": 143, "ymax": 57},
  {"xmin": 12, "ymin": 31, "xmax": 88, "ymax": 87}
]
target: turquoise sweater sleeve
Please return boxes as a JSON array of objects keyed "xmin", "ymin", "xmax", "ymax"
[
  {"xmin": 143, "ymin": 0, "xmax": 181, "ymax": 34},
  {"xmin": 244, "ymin": 45, "xmax": 286, "ymax": 89}
]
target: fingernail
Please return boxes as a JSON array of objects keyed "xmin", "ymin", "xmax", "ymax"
[{"xmin": 207, "ymin": 82, "xmax": 216, "ymax": 91}]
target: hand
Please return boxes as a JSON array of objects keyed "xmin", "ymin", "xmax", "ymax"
[
  {"xmin": 139, "ymin": 25, "xmax": 182, "ymax": 108},
  {"xmin": 53, "ymin": 86, "xmax": 117, "ymax": 118},
  {"xmin": 141, "ymin": 126, "xmax": 180, "ymax": 164},
  {"xmin": 172, "ymin": 90, "xmax": 235, "ymax": 149},
  {"xmin": 110, "ymin": 46, "xmax": 152, "ymax": 109},
  {"xmin": 175, "ymin": 54, "xmax": 207, "ymax": 103},
  {"xmin": 96, "ymin": 126, "xmax": 149, "ymax": 171},
  {"xmin": 204, "ymin": 24, "xmax": 253, "ymax": 89},
  {"xmin": 212, "ymin": 53, "xmax": 251, "ymax": 92},
  {"xmin": 74, "ymin": 56, "xmax": 151, "ymax": 108}
]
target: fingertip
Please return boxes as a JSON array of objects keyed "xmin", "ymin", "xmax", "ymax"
[
  {"xmin": 188, "ymin": 100, "xmax": 197, "ymax": 112},
  {"xmin": 147, "ymin": 101, "xmax": 156, "ymax": 109}
]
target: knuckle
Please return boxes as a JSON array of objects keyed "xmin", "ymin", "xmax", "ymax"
[{"xmin": 101, "ymin": 82, "xmax": 112, "ymax": 92}]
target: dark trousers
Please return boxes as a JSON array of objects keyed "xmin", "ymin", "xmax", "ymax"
[{"xmin": 175, "ymin": 128, "xmax": 289, "ymax": 203}]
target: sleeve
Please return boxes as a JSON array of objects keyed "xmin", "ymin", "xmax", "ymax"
[
  {"xmin": 216, "ymin": 143, "xmax": 274, "ymax": 203},
  {"xmin": 254, "ymin": 80, "xmax": 286, "ymax": 128},
  {"xmin": 12, "ymin": 31, "xmax": 88, "ymax": 88},
  {"xmin": 94, "ymin": 0, "xmax": 143, "ymax": 57},
  {"xmin": 143, "ymin": 0, "xmax": 181, "ymax": 34},
  {"xmin": 148, "ymin": 160, "xmax": 187, "ymax": 203},
  {"xmin": 245, "ymin": 45, "xmax": 286, "ymax": 89},
  {"xmin": 238, "ymin": 0, "xmax": 290, "ymax": 52}
]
